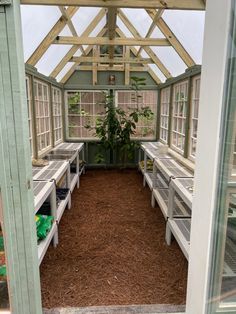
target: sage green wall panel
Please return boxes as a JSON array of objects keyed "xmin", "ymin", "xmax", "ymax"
[{"xmin": 64, "ymin": 70, "xmax": 157, "ymax": 89}]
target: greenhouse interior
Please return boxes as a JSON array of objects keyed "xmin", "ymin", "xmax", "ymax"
[{"xmin": 0, "ymin": 0, "xmax": 236, "ymax": 314}]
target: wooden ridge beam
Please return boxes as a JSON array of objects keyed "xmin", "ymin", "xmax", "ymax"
[
  {"xmin": 21, "ymin": 0, "xmax": 206, "ymax": 10},
  {"xmin": 118, "ymin": 9, "xmax": 172, "ymax": 79},
  {"xmin": 50, "ymin": 8, "xmax": 106, "ymax": 78},
  {"xmin": 69, "ymin": 56, "xmax": 154, "ymax": 63},
  {"xmin": 54, "ymin": 36, "xmax": 170, "ymax": 46},
  {"xmin": 26, "ymin": 6, "xmax": 78, "ymax": 66},
  {"xmin": 146, "ymin": 9, "xmax": 196, "ymax": 67}
]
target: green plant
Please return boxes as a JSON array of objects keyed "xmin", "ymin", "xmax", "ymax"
[{"xmin": 86, "ymin": 77, "xmax": 154, "ymax": 167}]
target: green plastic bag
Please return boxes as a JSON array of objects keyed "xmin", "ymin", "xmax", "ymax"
[
  {"xmin": 0, "ymin": 265, "xmax": 6, "ymax": 277},
  {"xmin": 35, "ymin": 215, "xmax": 54, "ymax": 241},
  {"xmin": 0, "ymin": 236, "xmax": 4, "ymax": 251}
]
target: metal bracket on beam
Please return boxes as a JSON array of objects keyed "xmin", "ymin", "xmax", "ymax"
[{"xmin": 0, "ymin": 0, "xmax": 12, "ymax": 5}]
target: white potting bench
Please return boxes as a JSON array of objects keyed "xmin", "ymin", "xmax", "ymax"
[
  {"xmin": 53, "ymin": 142, "xmax": 85, "ymax": 188},
  {"xmin": 152, "ymin": 159, "xmax": 194, "ymax": 219},
  {"xmin": 139, "ymin": 142, "xmax": 172, "ymax": 188},
  {"xmin": 33, "ymin": 160, "xmax": 71, "ymax": 222},
  {"xmin": 33, "ymin": 180, "xmax": 58, "ymax": 265}
]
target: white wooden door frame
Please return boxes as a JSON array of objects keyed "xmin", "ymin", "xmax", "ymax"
[{"xmin": 186, "ymin": 0, "xmax": 233, "ymax": 313}]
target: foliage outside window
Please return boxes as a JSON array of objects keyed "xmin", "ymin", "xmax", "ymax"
[
  {"xmin": 66, "ymin": 91, "xmax": 106, "ymax": 139},
  {"xmin": 52, "ymin": 87, "xmax": 63, "ymax": 145},
  {"xmin": 189, "ymin": 75, "xmax": 201, "ymax": 158},
  {"xmin": 160, "ymin": 87, "xmax": 171, "ymax": 143},
  {"xmin": 34, "ymin": 80, "xmax": 51, "ymax": 155},
  {"xmin": 171, "ymin": 80, "xmax": 189, "ymax": 154},
  {"xmin": 25, "ymin": 76, "xmax": 33, "ymax": 156},
  {"xmin": 115, "ymin": 90, "xmax": 157, "ymax": 139}
]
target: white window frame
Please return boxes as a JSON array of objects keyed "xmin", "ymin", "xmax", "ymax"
[
  {"xmin": 160, "ymin": 87, "xmax": 171, "ymax": 144},
  {"xmin": 171, "ymin": 80, "xmax": 189, "ymax": 155},
  {"xmin": 52, "ymin": 86, "xmax": 63, "ymax": 145},
  {"xmin": 65, "ymin": 90, "xmax": 106, "ymax": 140},
  {"xmin": 186, "ymin": 1, "xmax": 232, "ymax": 313},
  {"xmin": 189, "ymin": 75, "xmax": 201, "ymax": 160},
  {"xmin": 115, "ymin": 90, "xmax": 158, "ymax": 140},
  {"xmin": 25, "ymin": 75, "xmax": 33, "ymax": 156},
  {"xmin": 34, "ymin": 79, "xmax": 52, "ymax": 156}
]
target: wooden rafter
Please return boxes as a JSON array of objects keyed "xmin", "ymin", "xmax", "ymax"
[
  {"xmin": 26, "ymin": 6, "xmax": 78, "ymax": 66},
  {"xmin": 58, "ymin": 6, "xmax": 85, "ymax": 55},
  {"xmin": 116, "ymin": 28, "xmax": 161, "ymax": 84},
  {"xmin": 117, "ymin": 9, "xmax": 172, "ymax": 79},
  {"xmin": 136, "ymin": 9, "xmax": 164, "ymax": 57},
  {"xmin": 107, "ymin": 8, "xmax": 117, "ymax": 64},
  {"xmin": 50, "ymin": 8, "xmax": 106, "ymax": 78},
  {"xmin": 20, "ymin": 0, "xmax": 206, "ymax": 10},
  {"xmin": 54, "ymin": 36, "xmax": 170, "ymax": 46},
  {"xmin": 69, "ymin": 56, "xmax": 154, "ymax": 63},
  {"xmin": 146, "ymin": 9, "xmax": 196, "ymax": 67},
  {"xmin": 60, "ymin": 28, "xmax": 107, "ymax": 83}
]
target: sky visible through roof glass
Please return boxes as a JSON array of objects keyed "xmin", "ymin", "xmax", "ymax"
[{"xmin": 20, "ymin": 6, "xmax": 205, "ymax": 83}]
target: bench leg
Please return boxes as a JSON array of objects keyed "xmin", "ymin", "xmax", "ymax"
[
  {"xmin": 67, "ymin": 193, "xmax": 72, "ymax": 210},
  {"xmin": 53, "ymin": 226, "xmax": 59, "ymax": 247},
  {"xmin": 165, "ymin": 222, "xmax": 172, "ymax": 245},
  {"xmin": 151, "ymin": 193, "xmax": 155, "ymax": 208},
  {"xmin": 143, "ymin": 176, "xmax": 146, "ymax": 187}
]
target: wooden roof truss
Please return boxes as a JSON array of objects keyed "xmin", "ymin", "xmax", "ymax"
[{"xmin": 22, "ymin": 1, "xmax": 206, "ymax": 85}]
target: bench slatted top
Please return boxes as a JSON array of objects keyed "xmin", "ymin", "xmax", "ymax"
[
  {"xmin": 172, "ymin": 178, "xmax": 194, "ymax": 209},
  {"xmin": 147, "ymin": 171, "xmax": 169, "ymax": 189},
  {"xmin": 174, "ymin": 218, "xmax": 191, "ymax": 243},
  {"xmin": 46, "ymin": 149, "xmax": 78, "ymax": 164},
  {"xmin": 33, "ymin": 161, "xmax": 69, "ymax": 184},
  {"xmin": 173, "ymin": 195, "xmax": 192, "ymax": 217},
  {"xmin": 158, "ymin": 189, "xmax": 169, "ymax": 207},
  {"xmin": 141, "ymin": 142, "xmax": 171, "ymax": 161},
  {"xmin": 55, "ymin": 142, "xmax": 84, "ymax": 152},
  {"xmin": 33, "ymin": 181, "xmax": 54, "ymax": 213},
  {"xmin": 155, "ymin": 158, "xmax": 194, "ymax": 181}
]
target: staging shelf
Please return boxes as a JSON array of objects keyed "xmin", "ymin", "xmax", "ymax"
[
  {"xmin": 166, "ymin": 218, "xmax": 191, "ymax": 260},
  {"xmin": 155, "ymin": 158, "xmax": 194, "ymax": 182},
  {"xmin": 38, "ymin": 222, "xmax": 58, "ymax": 265},
  {"xmin": 54, "ymin": 142, "xmax": 84, "ymax": 153},
  {"xmin": 70, "ymin": 173, "xmax": 79, "ymax": 193},
  {"xmin": 33, "ymin": 181, "xmax": 54, "ymax": 213},
  {"xmin": 57, "ymin": 192, "xmax": 71, "ymax": 223}
]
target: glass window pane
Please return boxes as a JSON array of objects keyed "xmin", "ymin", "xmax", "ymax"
[{"xmin": 208, "ymin": 10, "xmax": 236, "ymax": 312}]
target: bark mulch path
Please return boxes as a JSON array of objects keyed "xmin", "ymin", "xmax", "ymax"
[{"xmin": 40, "ymin": 169, "xmax": 188, "ymax": 308}]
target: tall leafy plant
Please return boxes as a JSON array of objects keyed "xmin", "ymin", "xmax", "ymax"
[{"xmin": 86, "ymin": 77, "xmax": 154, "ymax": 166}]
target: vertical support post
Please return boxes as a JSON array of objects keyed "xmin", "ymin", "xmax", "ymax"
[
  {"xmin": 30, "ymin": 74, "xmax": 39, "ymax": 159},
  {"xmin": 125, "ymin": 46, "xmax": 130, "ymax": 85},
  {"xmin": 49, "ymin": 83, "xmax": 55, "ymax": 148},
  {"xmin": 61, "ymin": 87, "xmax": 66, "ymax": 142},
  {"xmin": 184, "ymin": 76, "xmax": 192, "ymax": 158},
  {"xmin": 0, "ymin": 2, "xmax": 42, "ymax": 314},
  {"xmin": 92, "ymin": 45, "xmax": 98, "ymax": 86},
  {"xmin": 143, "ymin": 153, "xmax": 147, "ymax": 187},
  {"xmin": 66, "ymin": 165, "xmax": 71, "ymax": 209},
  {"xmin": 50, "ymin": 185, "xmax": 58, "ymax": 247},
  {"xmin": 76, "ymin": 153, "xmax": 80, "ymax": 188},
  {"xmin": 167, "ymin": 84, "xmax": 173, "ymax": 146},
  {"xmin": 156, "ymin": 88, "xmax": 161, "ymax": 141}
]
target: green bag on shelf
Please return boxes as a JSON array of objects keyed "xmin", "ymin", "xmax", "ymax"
[
  {"xmin": 0, "ymin": 236, "xmax": 4, "ymax": 251},
  {"xmin": 35, "ymin": 215, "xmax": 54, "ymax": 241},
  {"xmin": 0, "ymin": 265, "xmax": 6, "ymax": 277}
]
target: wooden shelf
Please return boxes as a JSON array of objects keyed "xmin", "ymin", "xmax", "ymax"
[{"xmin": 38, "ymin": 222, "xmax": 58, "ymax": 265}]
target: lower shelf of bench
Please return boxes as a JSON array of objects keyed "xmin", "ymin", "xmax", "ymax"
[
  {"xmin": 38, "ymin": 222, "xmax": 57, "ymax": 265},
  {"xmin": 167, "ymin": 218, "xmax": 191, "ymax": 260},
  {"xmin": 153, "ymin": 188, "xmax": 169, "ymax": 219}
]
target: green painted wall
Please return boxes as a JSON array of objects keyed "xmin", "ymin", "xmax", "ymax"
[{"xmin": 64, "ymin": 70, "xmax": 157, "ymax": 89}]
